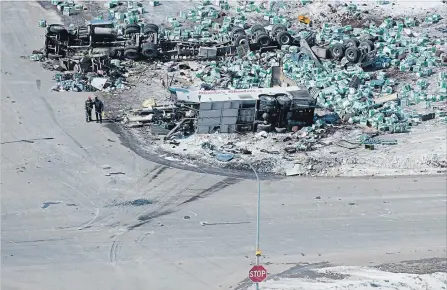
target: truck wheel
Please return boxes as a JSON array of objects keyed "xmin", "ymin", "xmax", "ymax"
[
  {"xmin": 125, "ymin": 24, "xmax": 140, "ymax": 35},
  {"xmin": 345, "ymin": 47, "xmax": 360, "ymax": 63},
  {"xmin": 109, "ymin": 48, "xmax": 124, "ymax": 58},
  {"xmin": 144, "ymin": 23, "xmax": 159, "ymax": 34},
  {"xmin": 142, "ymin": 43, "xmax": 158, "ymax": 58},
  {"xmin": 345, "ymin": 37, "xmax": 359, "ymax": 48},
  {"xmin": 251, "ymin": 24, "xmax": 265, "ymax": 35},
  {"xmin": 257, "ymin": 124, "xmax": 272, "ymax": 132},
  {"xmin": 47, "ymin": 53, "xmax": 62, "ymax": 60},
  {"xmin": 124, "ymin": 47, "xmax": 140, "ymax": 60},
  {"xmin": 231, "ymin": 27, "xmax": 245, "ymax": 38},
  {"xmin": 256, "ymin": 33, "xmax": 271, "ymax": 47},
  {"xmin": 48, "ymin": 24, "xmax": 66, "ymax": 35},
  {"xmin": 276, "ymin": 31, "xmax": 291, "ymax": 45},
  {"xmin": 359, "ymin": 40, "xmax": 374, "ymax": 52},
  {"xmin": 234, "ymin": 35, "xmax": 249, "ymax": 47},
  {"xmin": 272, "ymin": 24, "xmax": 287, "ymax": 35},
  {"xmin": 331, "ymin": 43, "xmax": 345, "ymax": 60}
]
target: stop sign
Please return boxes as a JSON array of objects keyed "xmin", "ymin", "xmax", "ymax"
[{"xmin": 249, "ymin": 265, "xmax": 267, "ymax": 283}]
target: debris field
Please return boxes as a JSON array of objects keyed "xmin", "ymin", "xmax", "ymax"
[{"xmin": 33, "ymin": 0, "xmax": 447, "ymax": 176}]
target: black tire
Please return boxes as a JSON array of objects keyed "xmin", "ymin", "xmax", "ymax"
[
  {"xmin": 276, "ymin": 31, "xmax": 291, "ymax": 46},
  {"xmin": 124, "ymin": 47, "xmax": 140, "ymax": 60},
  {"xmin": 251, "ymin": 24, "xmax": 265, "ymax": 35},
  {"xmin": 345, "ymin": 47, "xmax": 360, "ymax": 63},
  {"xmin": 272, "ymin": 24, "xmax": 287, "ymax": 35},
  {"xmin": 359, "ymin": 40, "xmax": 374, "ymax": 52},
  {"xmin": 125, "ymin": 24, "xmax": 140, "ymax": 35},
  {"xmin": 234, "ymin": 35, "xmax": 249, "ymax": 47},
  {"xmin": 48, "ymin": 24, "xmax": 66, "ymax": 35},
  {"xmin": 257, "ymin": 124, "xmax": 271, "ymax": 132},
  {"xmin": 231, "ymin": 27, "xmax": 245, "ymax": 38},
  {"xmin": 142, "ymin": 43, "xmax": 158, "ymax": 58},
  {"xmin": 109, "ymin": 48, "xmax": 124, "ymax": 58},
  {"xmin": 256, "ymin": 33, "xmax": 271, "ymax": 47},
  {"xmin": 144, "ymin": 23, "xmax": 159, "ymax": 34},
  {"xmin": 331, "ymin": 43, "xmax": 345, "ymax": 59},
  {"xmin": 47, "ymin": 53, "xmax": 62, "ymax": 60},
  {"xmin": 259, "ymin": 94, "xmax": 276, "ymax": 110},
  {"xmin": 345, "ymin": 37, "xmax": 359, "ymax": 48},
  {"xmin": 360, "ymin": 33, "xmax": 373, "ymax": 41}
]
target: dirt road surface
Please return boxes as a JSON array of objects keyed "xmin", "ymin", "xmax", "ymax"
[{"xmin": 1, "ymin": 2, "xmax": 446, "ymax": 290}]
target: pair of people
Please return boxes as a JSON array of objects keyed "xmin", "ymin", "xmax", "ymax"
[{"xmin": 85, "ymin": 96, "xmax": 104, "ymax": 123}]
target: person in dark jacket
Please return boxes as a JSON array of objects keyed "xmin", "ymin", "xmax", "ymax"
[
  {"xmin": 94, "ymin": 96, "xmax": 104, "ymax": 123},
  {"xmin": 85, "ymin": 96, "xmax": 94, "ymax": 122}
]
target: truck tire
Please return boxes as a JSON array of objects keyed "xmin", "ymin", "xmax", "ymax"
[
  {"xmin": 331, "ymin": 43, "xmax": 345, "ymax": 60},
  {"xmin": 360, "ymin": 33, "xmax": 374, "ymax": 41},
  {"xmin": 234, "ymin": 35, "xmax": 249, "ymax": 47},
  {"xmin": 359, "ymin": 40, "xmax": 374, "ymax": 52},
  {"xmin": 124, "ymin": 47, "xmax": 140, "ymax": 60},
  {"xmin": 48, "ymin": 24, "xmax": 66, "ymax": 35},
  {"xmin": 345, "ymin": 37, "xmax": 359, "ymax": 48},
  {"xmin": 276, "ymin": 31, "xmax": 292, "ymax": 45},
  {"xmin": 256, "ymin": 33, "xmax": 271, "ymax": 47},
  {"xmin": 231, "ymin": 27, "xmax": 245, "ymax": 38},
  {"xmin": 345, "ymin": 47, "xmax": 360, "ymax": 63},
  {"xmin": 142, "ymin": 43, "xmax": 158, "ymax": 58},
  {"xmin": 125, "ymin": 24, "xmax": 140, "ymax": 35},
  {"xmin": 257, "ymin": 123, "xmax": 272, "ymax": 132},
  {"xmin": 272, "ymin": 24, "xmax": 287, "ymax": 35},
  {"xmin": 144, "ymin": 23, "xmax": 159, "ymax": 34},
  {"xmin": 251, "ymin": 24, "xmax": 265, "ymax": 35},
  {"xmin": 47, "ymin": 53, "xmax": 62, "ymax": 60},
  {"xmin": 109, "ymin": 48, "xmax": 124, "ymax": 58}
]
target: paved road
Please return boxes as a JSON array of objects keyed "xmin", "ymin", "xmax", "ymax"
[{"xmin": 1, "ymin": 2, "xmax": 446, "ymax": 290}]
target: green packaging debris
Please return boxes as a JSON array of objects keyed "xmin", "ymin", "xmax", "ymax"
[
  {"xmin": 39, "ymin": 19, "xmax": 47, "ymax": 28},
  {"xmin": 30, "ymin": 54, "xmax": 43, "ymax": 61}
]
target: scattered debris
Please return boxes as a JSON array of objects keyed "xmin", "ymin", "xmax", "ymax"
[
  {"xmin": 126, "ymin": 199, "xmax": 153, "ymax": 206},
  {"xmin": 37, "ymin": 0, "xmax": 447, "ymax": 177},
  {"xmin": 42, "ymin": 201, "xmax": 62, "ymax": 209},
  {"xmin": 105, "ymin": 171, "xmax": 126, "ymax": 176},
  {"xmin": 1, "ymin": 137, "xmax": 54, "ymax": 145},
  {"xmin": 216, "ymin": 153, "xmax": 234, "ymax": 162}
]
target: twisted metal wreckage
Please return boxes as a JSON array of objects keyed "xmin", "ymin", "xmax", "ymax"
[
  {"xmin": 38, "ymin": 17, "xmax": 380, "ymax": 136},
  {"xmin": 43, "ymin": 18, "xmax": 377, "ymax": 69}
]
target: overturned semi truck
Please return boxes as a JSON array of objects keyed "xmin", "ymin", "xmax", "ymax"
[
  {"xmin": 44, "ymin": 20, "xmax": 240, "ymax": 65},
  {"xmin": 43, "ymin": 19, "xmax": 378, "ymax": 75}
]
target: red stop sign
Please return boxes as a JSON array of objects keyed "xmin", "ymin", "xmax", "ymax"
[{"xmin": 249, "ymin": 265, "xmax": 267, "ymax": 283}]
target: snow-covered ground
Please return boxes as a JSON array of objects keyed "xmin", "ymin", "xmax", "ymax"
[{"xmin": 249, "ymin": 266, "xmax": 447, "ymax": 290}]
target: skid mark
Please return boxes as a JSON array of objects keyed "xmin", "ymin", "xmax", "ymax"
[
  {"xmin": 40, "ymin": 96, "xmax": 89, "ymax": 154},
  {"xmin": 110, "ymin": 239, "xmax": 123, "ymax": 264},
  {"xmin": 137, "ymin": 165, "xmax": 162, "ymax": 182},
  {"xmin": 135, "ymin": 231, "xmax": 155, "ymax": 244},
  {"xmin": 78, "ymin": 208, "xmax": 100, "ymax": 230},
  {"xmin": 180, "ymin": 177, "xmax": 241, "ymax": 205},
  {"xmin": 147, "ymin": 166, "xmax": 169, "ymax": 184},
  {"xmin": 127, "ymin": 209, "xmax": 173, "ymax": 230}
]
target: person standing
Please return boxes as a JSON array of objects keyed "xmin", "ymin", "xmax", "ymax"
[
  {"xmin": 85, "ymin": 96, "xmax": 94, "ymax": 122},
  {"xmin": 94, "ymin": 96, "xmax": 104, "ymax": 123}
]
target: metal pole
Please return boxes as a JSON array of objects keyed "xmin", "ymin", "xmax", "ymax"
[{"xmin": 242, "ymin": 157, "xmax": 261, "ymax": 290}]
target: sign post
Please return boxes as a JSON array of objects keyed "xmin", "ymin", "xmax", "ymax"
[{"xmin": 249, "ymin": 265, "xmax": 267, "ymax": 284}]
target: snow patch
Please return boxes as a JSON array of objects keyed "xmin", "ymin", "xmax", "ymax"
[{"xmin": 249, "ymin": 266, "xmax": 447, "ymax": 290}]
